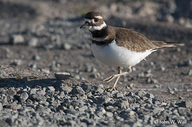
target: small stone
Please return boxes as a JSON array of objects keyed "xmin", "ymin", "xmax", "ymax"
[
  {"xmin": 7, "ymin": 89, "xmax": 17, "ymax": 96},
  {"xmin": 114, "ymin": 92, "xmax": 124, "ymax": 98},
  {"xmin": 40, "ymin": 68, "xmax": 50, "ymax": 73},
  {"xmin": 32, "ymin": 55, "xmax": 41, "ymax": 60},
  {"xmin": 105, "ymin": 106, "xmax": 116, "ymax": 112},
  {"xmin": 47, "ymin": 86, "xmax": 55, "ymax": 92},
  {"xmin": 178, "ymin": 107, "xmax": 186, "ymax": 116},
  {"xmin": 27, "ymin": 38, "xmax": 38, "ymax": 47},
  {"xmin": 186, "ymin": 101, "xmax": 192, "ymax": 108},
  {"xmin": 62, "ymin": 43, "xmax": 72, "ymax": 50},
  {"xmin": 0, "ymin": 103, "xmax": 3, "ymax": 111},
  {"xmin": 145, "ymin": 93, "xmax": 154, "ymax": 99},
  {"xmin": 106, "ymin": 112, "xmax": 113, "ymax": 117},
  {"xmin": 9, "ymin": 34, "xmax": 25, "ymax": 45},
  {"xmin": 185, "ymin": 60, "xmax": 192, "ymax": 66},
  {"xmin": 115, "ymin": 99, "xmax": 129, "ymax": 108},
  {"xmin": 135, "ymin": 90, "xmax": 146, "ymax": 97},
  {"xmin": 30, "ymin": 94, "xmax": 47, "ymax": 101},
  {"xmin": 168, "ymin": 87, "xmax": 174, "ymax": 94},
  {"xmin": 94, "ymin": 95, "xmax": 111, "ymax": 104},
  {"xmin": 11, "ymin": 59, "xmax": 22, "ymax": 66},
  {"xmin": 19, "ymin": 92, "xmax": 29, "ymax": 102},
  {"xmin": 187, "ymin": 69, "xmax": 192, "ymax": 75},
  {"xmin": 71, "ymin": 86, "xmax": 85, "ymax": 95},
  {"xmin": 153, "ymin": 84, "xmax": 160, "ymax": 88},
  {"xmin": 137, "ymin": 72, "xmax": 145, "ymax": 77},
  {"xmin": 55, "ymin": 72, "xmax": 72, "ymax": 80},
  {"xmin": 4, "ymin": 104, "xmax": 21, "ymax": 109}
]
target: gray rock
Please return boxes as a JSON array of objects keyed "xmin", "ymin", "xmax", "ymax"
[
  {"xmin": 93, "ymin": 95, "xmax": 111, "ymax": 105},
  {"xmin": 7, "ymin": 89, "xmax": 17, "ymax": 96},
  {"xmin": 20, "ymin": 92, "xmax": 29, "ymax": 102},
  {"xmin": 145, "ymin": 93, "xmax": 155, "ymax": 99},
  {"xmin": 0, "ymin": 103, "xmax": 3, "ymax": 111},
  {"xmin": 106, "ymin": 112, "xmax": 113, "ymax": 117},
  {"xmin": 40, "ymin": 68, "xmax": 50, "ymax": 73},
  {"xmin": 32, "ymin": 55, "xmax": 41, "ymax": 60},
  {"xmin": 186, "ymin": 101, "xmax": 192, "ymax": 108},
  {"xmin": 185, "ymin": 59, "xmax": 192, "ymax": 66},
  {"xmin": 168, "ymin": 87, "xmax": 175, "ymax": 94},
  {"xmin": 71, "ymin": 86, "xmax": 85, "ymax": 95},
  {"xmin": 9, "ymin": 34, "xmax": 25, "ymax": 45},
  {"xmin": 62, "ymin": 43, "xmax": 72, "ymax": 50},
  {"xmin": 27, "ymin": 38, "xmax": 38, "ymax": 47},
  {"xmin": 135, "ymin": 90, "xmax": 146, "ymax": 97},
  {"xmin": 0, "ymin": 71, "xmax": 6, "ymax": 78},
  {"xmin": 105, "ymin": 105, "xmax": 117, "ymax": 112},
  {"xmin": 114, "ymin": 92, "xmax": 124, "ymax": 98},
  {"xmin": 30, "ymin": 94, "xmax": 47, "ymax": 101},
  {"xmin": 188, "ymin": 69, "xmax": 192, "ymax": 75},
  {"xmin": 114, "ymin": 98, "xmax": 129, "ymax": 109},
  {"xmin": 178, "ymin": 107, "xmax": 187, "ymax": 116},
  {"xmin": 4, "ymin": 104, "xmax": 21, "ymax": 110},
  {"xmin": 46, "ymin": 86, "xmax": 55, "ymax": 92}
]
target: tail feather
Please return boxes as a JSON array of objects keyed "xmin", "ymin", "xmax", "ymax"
[{"xmin": 151, "ymin": 41, "xmax": 184, "ymax": 49}]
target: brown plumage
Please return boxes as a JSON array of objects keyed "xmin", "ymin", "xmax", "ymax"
[{"xmin": 93, "ymin": 25, "xmax": 183, "ymax": 52}]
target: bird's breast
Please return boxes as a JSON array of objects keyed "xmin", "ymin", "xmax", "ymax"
[{"xmin": 91, "ymin": 40, "xmax": 153, "ymax": 67}]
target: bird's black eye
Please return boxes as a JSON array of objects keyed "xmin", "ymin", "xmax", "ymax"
[{"xmin": 94, "ymin": 18, "xmax": 99, "ymax": 22}]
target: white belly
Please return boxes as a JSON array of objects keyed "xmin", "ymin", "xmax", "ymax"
[{"xmin": 91, "ymin": 40, "xmax": 154, "ymax": 67}]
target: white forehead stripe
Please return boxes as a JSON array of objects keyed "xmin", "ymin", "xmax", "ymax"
[{"xmin": 85, "ymin": 18, "xmax": 91, "ymax": 22}]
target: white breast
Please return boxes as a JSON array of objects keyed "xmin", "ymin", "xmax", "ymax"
[{"xmin": 91, "ymin": 40, "xmax": 154, "ymax": 67}]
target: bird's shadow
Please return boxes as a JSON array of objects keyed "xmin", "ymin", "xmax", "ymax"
[{"xmin": 0, "ymin": 77, "xmax": 78, "ymax": 90}]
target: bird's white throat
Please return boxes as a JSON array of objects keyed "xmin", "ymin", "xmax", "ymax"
[{"xmin": 85, "ymin": 18, "xmax": 107, "ymax": 31}]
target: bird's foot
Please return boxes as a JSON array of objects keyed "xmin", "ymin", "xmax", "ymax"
[{"xmin": 105, "ymin": 86, "xmax": 117, "ymax": 91}]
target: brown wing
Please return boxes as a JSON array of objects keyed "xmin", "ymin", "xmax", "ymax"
[{"xmin": 114, "ymin": 27, "xmax": 158, "ymax": 52}]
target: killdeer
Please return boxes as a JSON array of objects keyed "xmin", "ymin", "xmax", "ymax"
[{"xmin": 80, "ymin": 11, "xmax": 183, "ymax": 90}]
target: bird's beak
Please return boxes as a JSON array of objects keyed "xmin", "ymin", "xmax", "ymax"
[{"xmin": 80, "ymin": 22, "xmax": 89, "ymax": 29}]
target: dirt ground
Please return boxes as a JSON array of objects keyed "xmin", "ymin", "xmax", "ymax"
[{"xmin": 0, "ymin": 0, "xmax": 192, "ymax": 103}]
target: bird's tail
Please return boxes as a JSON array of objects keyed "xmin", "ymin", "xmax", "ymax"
[{"xmin": 151, "ymin": 41, "xmax": 184, "ymax": 49}]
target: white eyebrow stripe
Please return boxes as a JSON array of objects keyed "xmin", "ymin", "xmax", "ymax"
[{"xmin": 95, "ymin": 16, "xmax": 103, "ymax": 19}]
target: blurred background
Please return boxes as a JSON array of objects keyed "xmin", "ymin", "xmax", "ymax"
[{"xmin": 0, "ymin": 0, "xmax": 192, "ymax": 100}]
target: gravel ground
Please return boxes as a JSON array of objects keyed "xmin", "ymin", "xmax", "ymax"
[{"xmin": 0, "ymin": 0, "xmax": 192, "ymax": 126}]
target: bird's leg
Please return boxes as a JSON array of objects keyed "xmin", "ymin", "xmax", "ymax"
[
  {"xmin": 111, "ymin": 67, "xmax": 122, "ymax": 90},
  {"xmin": 103, "ymin": 67, "xmax": 132, "ymax": 83}
]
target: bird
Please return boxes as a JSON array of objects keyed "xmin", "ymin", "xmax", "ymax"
[{"xmin": 80, "ymin": 11, "xmax": 183, "ymax": 90}]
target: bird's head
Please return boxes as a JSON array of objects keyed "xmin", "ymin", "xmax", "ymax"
[{"xmin": 80, "ymin": 11, "xmax": 107, "ymax": 32}]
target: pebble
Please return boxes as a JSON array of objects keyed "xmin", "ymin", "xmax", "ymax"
[
  {"xmin": 32, "ymin": 55, "xmax": 41, "ymax": 60},
  {"xmin": 62, "ymin": 43, "xmax": 72, "ymax": 50},
  {"xmin": 185, "ymin": 60, "xmax": 192, "ymax": 66},
  {"xmin": 27, "ymin": 38, "xmax": 38, "ymax": 47},
  {"xmin": 55, "ymin": 72, "xmax": 72, "ymax": 80},
  {"xmin": 187, "ymin": 69, "xmax": 192, "ymax": 75},
  {"xmin": 19, "ymin": 92, "xmax": 29, "ymax": 102},
  {"xmin": 9, "ymin": 34, "xmax": 25, "ymax": 45},
  {"xmin": 0, "ymin": 79, "xmax": 191, "ymax": 127}
]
